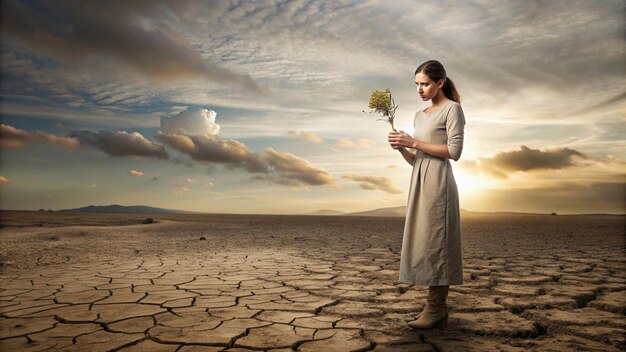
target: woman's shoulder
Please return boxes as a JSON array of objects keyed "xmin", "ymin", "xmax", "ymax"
[
  {"xmin": 446, "ymin": 100, "xmax": 466, "ymax": 124},
  {"xmin": 447, "ymin": 100, "xmax": 463, "ymax": 113}
]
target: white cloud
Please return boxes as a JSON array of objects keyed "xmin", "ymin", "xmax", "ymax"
[
  {"xmin": 287, "ymin": 130, "xmax": 324, "ymax": 144},
  {"xmin": 160, "ymin": 108, "xmax": 220, "ymax": 136}
]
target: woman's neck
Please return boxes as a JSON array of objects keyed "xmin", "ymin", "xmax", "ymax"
[{"xmin": 431, "ymin": 93, "xmax": 449, "ymax": 106}]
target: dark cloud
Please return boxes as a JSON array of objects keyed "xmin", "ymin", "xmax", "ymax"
[
  {"xmin": 262, "ymin": 147, "xmax": 334, "ymax": 186},
  {"xmin": 342, "ymin": 174, "xmax": 403, "ymax": 194},
  {"xmin": 459, "ymin": 145, "xmax": 589, "ymax": 179},
  {"xmin": 67, "ymin": 130, "xmax": 168, "ymax": 158},
  {"xmin": 155, "ymin": 131, "xmax": 334, "ymax": 187},
  {"xmin": 1, "ymin": 0, "xmax": 262, "ymax": 92},
  {"xmin": 1, "ymin": 123, "xmax": 168, "ymax": 158},
  {"xmin": 1, "ymin": 123, "xmax": 332, "ymax": 187},
  {"xmin": 154, "ymin": 131, "xmax": 253, "ymax": 166},
  {"xmin": 491, "ymin": 145, "xmax": 585, "ymax": 171}
]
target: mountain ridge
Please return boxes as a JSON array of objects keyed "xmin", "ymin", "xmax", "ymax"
[
  {"xmin": 57, "ymin": 204, "xmax": 200, "ymax": 214},
  {"xmin": 7, "ymin": 204, "xmax": 617, "ymax": 216}
]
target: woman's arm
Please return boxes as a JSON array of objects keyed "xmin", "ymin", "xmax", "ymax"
[
  {"xmin": 397, "ymin": 147, "xmax": 416, "ymax": 165},
  {"xmin": 388, "ymin": 131, "xmax": 417, "ymax": 165},
  {"xmin": 388, "ymin": 104, "xmax": 465, "ymax": 161},
  {"xmin": 389, "ymin": 132, "xmax": 449, "ymax": 160},
  {"xmin": 445, "ymin": 104, "xmax": 466, "ymax": 161},
  {"xmin": 411, "ymin": 140, "xmax": 451, "ymax": 159}
]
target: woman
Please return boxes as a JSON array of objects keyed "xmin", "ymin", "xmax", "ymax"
[{"xmin": 387, "ymin": 60, "xmax": 466, "ymax": 330}]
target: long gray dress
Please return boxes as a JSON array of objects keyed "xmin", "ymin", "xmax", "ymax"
[{"xmin": 398, "ymin": 100, "xmax": 465, "ymax": 286}]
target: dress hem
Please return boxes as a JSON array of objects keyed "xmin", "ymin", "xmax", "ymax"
[{"xmin": 397, "ymin": 277, "xmax": 464, "ymax": 286}]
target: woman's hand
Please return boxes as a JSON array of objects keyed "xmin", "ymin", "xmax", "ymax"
[{"xmin": 388, "ymin": 130, "xmax": 417, "ymax": 150}]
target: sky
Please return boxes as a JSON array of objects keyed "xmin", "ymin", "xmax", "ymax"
[{"xmin": 0, "ymin": 0, "xmax": 624, "ymax": 215}]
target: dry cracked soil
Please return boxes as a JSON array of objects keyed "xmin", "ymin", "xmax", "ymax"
[{"xmin": 0, "ymin": 210, "xmax": 624, "ymax": 351}]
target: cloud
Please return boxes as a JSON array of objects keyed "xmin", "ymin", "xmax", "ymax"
[
  {"xmin": 35, "ymin": 130, "xmax": 81, "ymax": 149},
  {"xmin": 0, "ymin": 176, "xmax": 8, "ymax": 183},
  {"xmin": 83, "ymin": 183, "xmax": 96, "ymax": 188},
  {"xmin": 67, "ymin": 130, "xmax": 168, "ymax": 159},
  {"xmin": 0, "ymin": 124, "xmax": 79, "ymax": 149},
  {"xmin": 156, "ymin": 131, "xmax": 334, "ymax": 187},
  {"xmin": 459, "ymin": 145, "xmax": 589, "ymax": 179},
  {"xmin": 342, "ymin": 174, "xmax": 403, "ymax": 194},
  {"xmin": 2, "ymin": 112, "xmax": 333, "ymax": 189},
  {"xmin": 261, "ymin": 147, "xmax": 334, "ymax": 187},
  {"xmin": 0, "ymin": 124, "xmax": 38, "ymax": 148},
  {"xmin": 155, "ymin": 132, "xmax": 252, "ymax": 165},
  {"xmin": 287, "ymin": 130, "xmax": 324, "ymax": 144},
  {"xmin": 1, "ymin": 123, "xmax": 168, "ymax": 159},
  {"xmin": 1, "ymin": 1, "xmax": 263, "ymax": 93},
  {"xmin": 161, "ymin": 109, "xmax": 220, "ymax": 136},
  {"xmin": 0, "ymin": 1, "xmax": 623, "ymax": 215},
  {"xmin": 335, "ymin": 139, "xmax": 372, "ymax": 148}
]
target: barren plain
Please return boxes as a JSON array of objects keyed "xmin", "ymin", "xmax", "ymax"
[{"xmin": 0, "ymin": 211, "xmax": 624, "ymax": 351}]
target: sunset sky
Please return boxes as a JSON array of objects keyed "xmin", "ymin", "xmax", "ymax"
[{"xmin": 1, "ymin": 0, "xmax": 624, "ymax": 215}]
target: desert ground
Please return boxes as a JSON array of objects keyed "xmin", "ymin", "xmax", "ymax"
[{"xmin": 0, "ymin": 210, "xmax": 624, "ymax": 351}]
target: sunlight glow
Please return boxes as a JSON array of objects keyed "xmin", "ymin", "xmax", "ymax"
[{"xmin": 454, "ymin": 169, "xmax": 494, "ymax": 191}]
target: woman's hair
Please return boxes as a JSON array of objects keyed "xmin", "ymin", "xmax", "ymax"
[{"xmin": 415, "ymin": 60, "xmax": 461, "ymax": 103}]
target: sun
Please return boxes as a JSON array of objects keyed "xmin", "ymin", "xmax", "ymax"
[{"xmin": 454, "ymin": 169, "xmax": 493, "ymax": 191}]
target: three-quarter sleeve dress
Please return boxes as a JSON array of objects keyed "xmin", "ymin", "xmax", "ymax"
[{"xmin": 398, "ymin": 100, "xmax": 466, "ymax": 286}]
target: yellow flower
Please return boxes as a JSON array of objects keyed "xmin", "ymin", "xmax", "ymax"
[{"xmin": 366, "ymin": 88, "xmax": 398, "ymax": 130}]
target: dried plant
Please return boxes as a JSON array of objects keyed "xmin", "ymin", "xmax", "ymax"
[{"xmin": 363, "ymin": 88, "xmax": 398, "ymax": 131}]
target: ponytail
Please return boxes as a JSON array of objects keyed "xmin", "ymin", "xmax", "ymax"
[{"xmin": 442, "ymin": 77, "xmax": 461, "ymax": 104}]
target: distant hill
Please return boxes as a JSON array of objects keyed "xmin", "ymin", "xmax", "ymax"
[
  {"xmin": 343, "ymin": 206, "xmax": 549, "ymax": 217},
  {"xmin": 57, "ymin": 204, "xmax": 201, "ymax": 214},
  {"xmin": 306, "ymin": 209, "xmax": 346, "ymax": 216},
  {"xmin": 346, "ymin": 206, "xmax": 407, "ymax": 217}
]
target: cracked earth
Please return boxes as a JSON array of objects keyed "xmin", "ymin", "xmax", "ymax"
[{"xmin": 0, "ymin": 211, "xmax": 624, "ymax": 351}]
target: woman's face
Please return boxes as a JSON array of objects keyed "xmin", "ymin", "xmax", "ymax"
[{"xmin": 415, "ymin": 72, "xmax": 444, "ymax": 101}]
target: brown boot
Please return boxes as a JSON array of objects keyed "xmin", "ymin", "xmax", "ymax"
[
  {"xmin": 414, "ymin": 300, "xmax": 447, "ymax": 320},
  {"xmin": 414, "ymin": 304, "xmax": 425, "ymax": 320},
  {"xmin": 408, "ymin": 285, "xmax": 449, "ymax": 329},
  {"xmin": 414, "ymin": 305, "xmax": 425, "ymax": 320}
]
